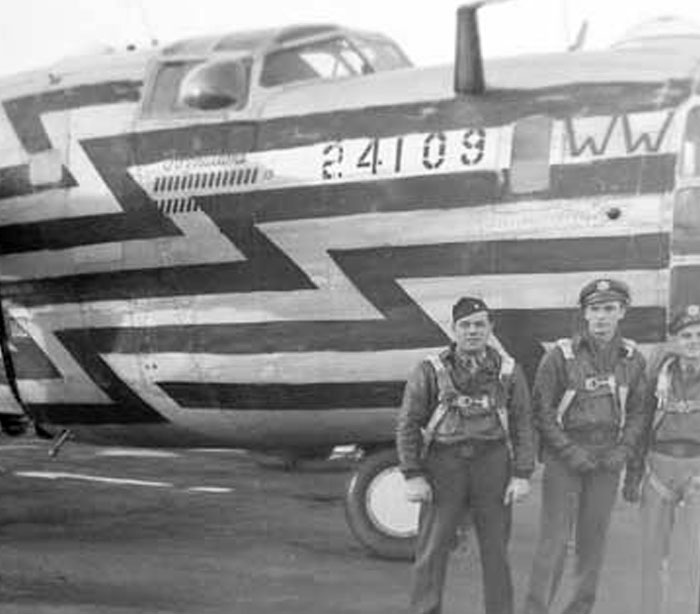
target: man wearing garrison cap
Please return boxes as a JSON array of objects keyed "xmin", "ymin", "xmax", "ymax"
[
  {"xmin": 623, "ymin": 304, "xmax": 700, "ymax": 614},
  {"xmin": 397, "ymin": 296, "xmax": 535, "ymax": 614},
  {"xmin": 523, "ymin": 278, "xmax": 648, "ymax": 614}
]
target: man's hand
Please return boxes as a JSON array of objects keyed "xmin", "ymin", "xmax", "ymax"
[
  {"xmin": 622, "ymin": 472, "xmax": 643, "ymax": 503},
  {"xmin": 600, "ymin": 446, "xmax": 628, "ymax": 472},
  {"xmin": 405, "ymin": 476, "xmax": 433, "ymax": 503},
  {"xmin": 504, "ymin": 477, "xmax": 531, "ymax": 504},
  {"xmin": 565, "ymin": 446, "xmax": 597, "ymax": 473}
]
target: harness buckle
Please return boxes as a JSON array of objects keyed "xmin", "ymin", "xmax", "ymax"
[
  {"xmin": 583, "ymin": 374, "xmax": 615, "ymax": 392},
  {"xmin": 455, "ymin": 395, "xmax": 491, "ymax": 412}
]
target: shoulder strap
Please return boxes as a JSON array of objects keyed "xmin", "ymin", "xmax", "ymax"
[
  {"xmin": 556, "ymin": 338, "xmax": 575, "ymax": 361},
  {"xmin": 622, "ymin": 338, "xmax": 637, "ymax": 358},
  {"xmin": 488, "ymin": 341, "xmax": 515, "ymax": 458},
  {"xmin": 421, "ymin": 353, "xmax": 455, "ymax": 453},
  {"xmin": 555, "ymin": 338, "xmax": 577, "ymax": 426},
  {"xmin": 653, "ymin": 356, "xmax": 677, "ymax": 431},
  {"xmin": 614, "ymin": 338, "xmax": 639, "ymax": 431}
]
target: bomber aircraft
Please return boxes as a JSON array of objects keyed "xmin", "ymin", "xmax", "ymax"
[{"xmin": 1, "ymin": 1, "xmax": 699, "ymax": 558}]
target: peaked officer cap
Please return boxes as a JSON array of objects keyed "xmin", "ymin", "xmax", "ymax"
[
  {"xmin": 452, "ymin": 296, "xmax": 490, "ymax": 323},
  {"xmin": 578, "ymin": 278, "xmax": 630, "ymax": 307},
  {"xmin": 669, "ymin": 304, "xmax": 700, "ymax": 334}
]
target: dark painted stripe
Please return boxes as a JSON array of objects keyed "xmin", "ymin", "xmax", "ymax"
[
  {"xmin": 0, "ymin": 81, "xmax": 141, "ymax": 202},
  {"xmin": 199, "ymin": 155, "xmax": 674, "ymax": 225},
  {"xmin": 160, "ymin": 381, "xmax": 404, "ymax": 410},
  {"xmin": 25, "ymin": 403, "xmax": 164, "ymax": 425},
  {"xmin": 159, "ymin": 305, "xmax": 665, "ymax": 412},
  {"xmin": 5, "ymin": 221, "xmax": 315, "ymax": 305},
  {"xmin": 71, "ymin": 306, "xmax": 664, "ymax": 359},
  {"xmin": 0, "ymin": 210, "xmax": 178, "ymax": 256},
  {"xmin": 18, "ymin": 304, "xmax": 664, "ymax": 424},
  {"xmin": 0, "ymin": 152, "xmax": 675, "ymax": 256},
  {"xmin": 259, "ymin": 81, "xmax": 690, "ymax": 150},
  {"xmin": 4, "ymin": 232, "xmax": 668, "ymax": 307},
  {"xmin": 11, "ymin": 337, "xmax": 60, "ymax": 379},
  {"xmin": 2, "ymin": 81, "xmax": 142, "ymax": 154}
]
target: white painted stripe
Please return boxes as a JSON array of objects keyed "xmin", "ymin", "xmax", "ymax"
[
  {"xmin": 95, "ymin": 448, "xmax": 181, "ymax": 458},
  {"xmin": 0, "ymin": 444, "xmax": 40, "ymax": 451},
  {"xmin": 15, "ymin": 471, "xmax": 173, "ymax": 488},
  {"xmin": 17, "ymin": 377, "xmax": 112, "ymax": 405},
  {"xmin": 185, "ymin": 486, "xmax": 233, "ymax": 493},
  {"xmin": 129, "ymin": 124, "xmax": 508, "ymax": 198},
  {"xmin": 104, "ymin": 349, "xmax": 435, "ymax": 385},
  {"xmin": 671, "ymin": 254, "xmax": 700, "ymax": 266},
  {"xmin": 187, "ymin": 448, "xmax": 247, "ymax": 454},
  {"xmin": 400, "ymin": 269, "xmax": 668, "ymax": 335},
  {"xmin": 2, "ymin": 190, "xmax": 667, "ymax": 287}
]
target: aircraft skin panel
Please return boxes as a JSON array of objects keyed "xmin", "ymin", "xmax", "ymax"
[{"xmin": 0, "ymin": 35, "xmax": 696, "ymax": 446}]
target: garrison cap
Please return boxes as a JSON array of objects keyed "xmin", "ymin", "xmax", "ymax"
[
  {"xmin": 578, "ymin": 278, "xmax": 630, "ymax": 307},
  {"xmin": 452, "ymin": 296, "xmax": 490, "ymax": 323},
  {"xmin": 669, "ymin": 304, "xmax": 700, "ymax": 334}
]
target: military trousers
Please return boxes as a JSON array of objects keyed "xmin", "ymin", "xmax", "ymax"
[
  {"xmin": 640, "ymin": 451, "xmax": 700, "ymax": 614},
  {"xmin": 410, "ymin": 440, "xmax": 512, "ymax": 614},
  {"xmin": 522, "ymin": 451, "xmax": 620, "ymax": 614}
]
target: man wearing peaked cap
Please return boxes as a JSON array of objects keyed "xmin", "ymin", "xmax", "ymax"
[
  {"xmin": 523, "ymin": 278, "xmax": 647, "ymax": 614},
  {"xmin": 669, "ymin": 302, "xmax": 700, "ymax": 334},
  {"xmin": 578, "ymin": 278, "xmax": 631, "ymax": 307},
  {"xmin": 397, "ymin": 296, "xmax": 535, "ymax": 614},
  {"xmin": 623, "ymin": 303, "xmax": 700, "ymax": 614}
]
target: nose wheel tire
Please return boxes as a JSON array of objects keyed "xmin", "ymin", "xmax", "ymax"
[{"xmin": 344, "ymin": 447, "xmax": 419, "ymax": 560}]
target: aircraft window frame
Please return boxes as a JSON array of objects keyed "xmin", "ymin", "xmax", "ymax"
[
  {"xmin": 260, "ymin": 36, "xmax": 369, "ymax": 87},
  {"xmin": 351, "ymin": 35, "xmax": 411, "ymax": 72},
  {"xmin": 680, "ymin": 106, "xmax": 700, "ymax": 178},
  {"xmin": 141, "ymin": 60, "xmax": 203, "ymax": 117},
  {"xmin": 141, "ymin": 57, "xmax": 251, "ymax": 118}
]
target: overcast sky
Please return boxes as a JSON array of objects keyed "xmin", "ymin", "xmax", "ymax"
[{"xmin": 0, "ymin": 0, "xmax": 698, "ymax": 77}]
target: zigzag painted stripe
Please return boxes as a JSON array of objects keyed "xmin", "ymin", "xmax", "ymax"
[
  {"xmin": 0, "ymin": 192, "xmax": 667, "ymax": 282},
  {"xmin": 4, "ymin": 231, "xmax": 668, "ymax": 308}
]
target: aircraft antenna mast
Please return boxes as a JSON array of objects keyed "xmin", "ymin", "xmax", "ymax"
[
  {"xmin": 454, "ymin": 0, "xmax": 510, "ymax": 96},
  {"xmin": 454, "ymin": 4, "xmax": 485, "ymax": 95}
]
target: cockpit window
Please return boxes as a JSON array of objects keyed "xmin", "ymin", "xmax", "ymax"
[
  {"xmin": 178, "ymin": 60, "xmax": 250, "ymax": 111},
  {"xmin": 352, "ymin": 35, "xmax": 411, "ymax": 72},
  {"xmin": 261, "ymin": 37, "xmax": 369, "ymax": 87},
  {"xmin": 681, "ymin": 106, "xmax": 700, "ymax": 177},
  {"xmin": 142, "ymin": 59, "xmax": 250, "ymax": 116}
]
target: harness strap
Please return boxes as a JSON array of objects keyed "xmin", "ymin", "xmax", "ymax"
[
  {"xmin": 421, "ymin": 354, "xmax": 452, "ymax": 453},
  {"xmin": 421, "ymin": 345, "xmax": 516, "ymax": 458},
  {"xmin": 653, "ymin": 356, "xmax": 677, "ymax": 431},
  {"xmin": 555, "ymin": 339, "xmax": 576, "ymax": 427},
  {"xmin": 493, "ymin": 343, "xmax": 516, "ymax": 459},
  {"xmin": 554, "ymin": 337, "xmax": 634, "ymax": 430}
]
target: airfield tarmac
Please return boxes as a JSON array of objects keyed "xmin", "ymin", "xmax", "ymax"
[{"xmin": 0, "ymin": 437, "xmax": 696, "ymax": 614}]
